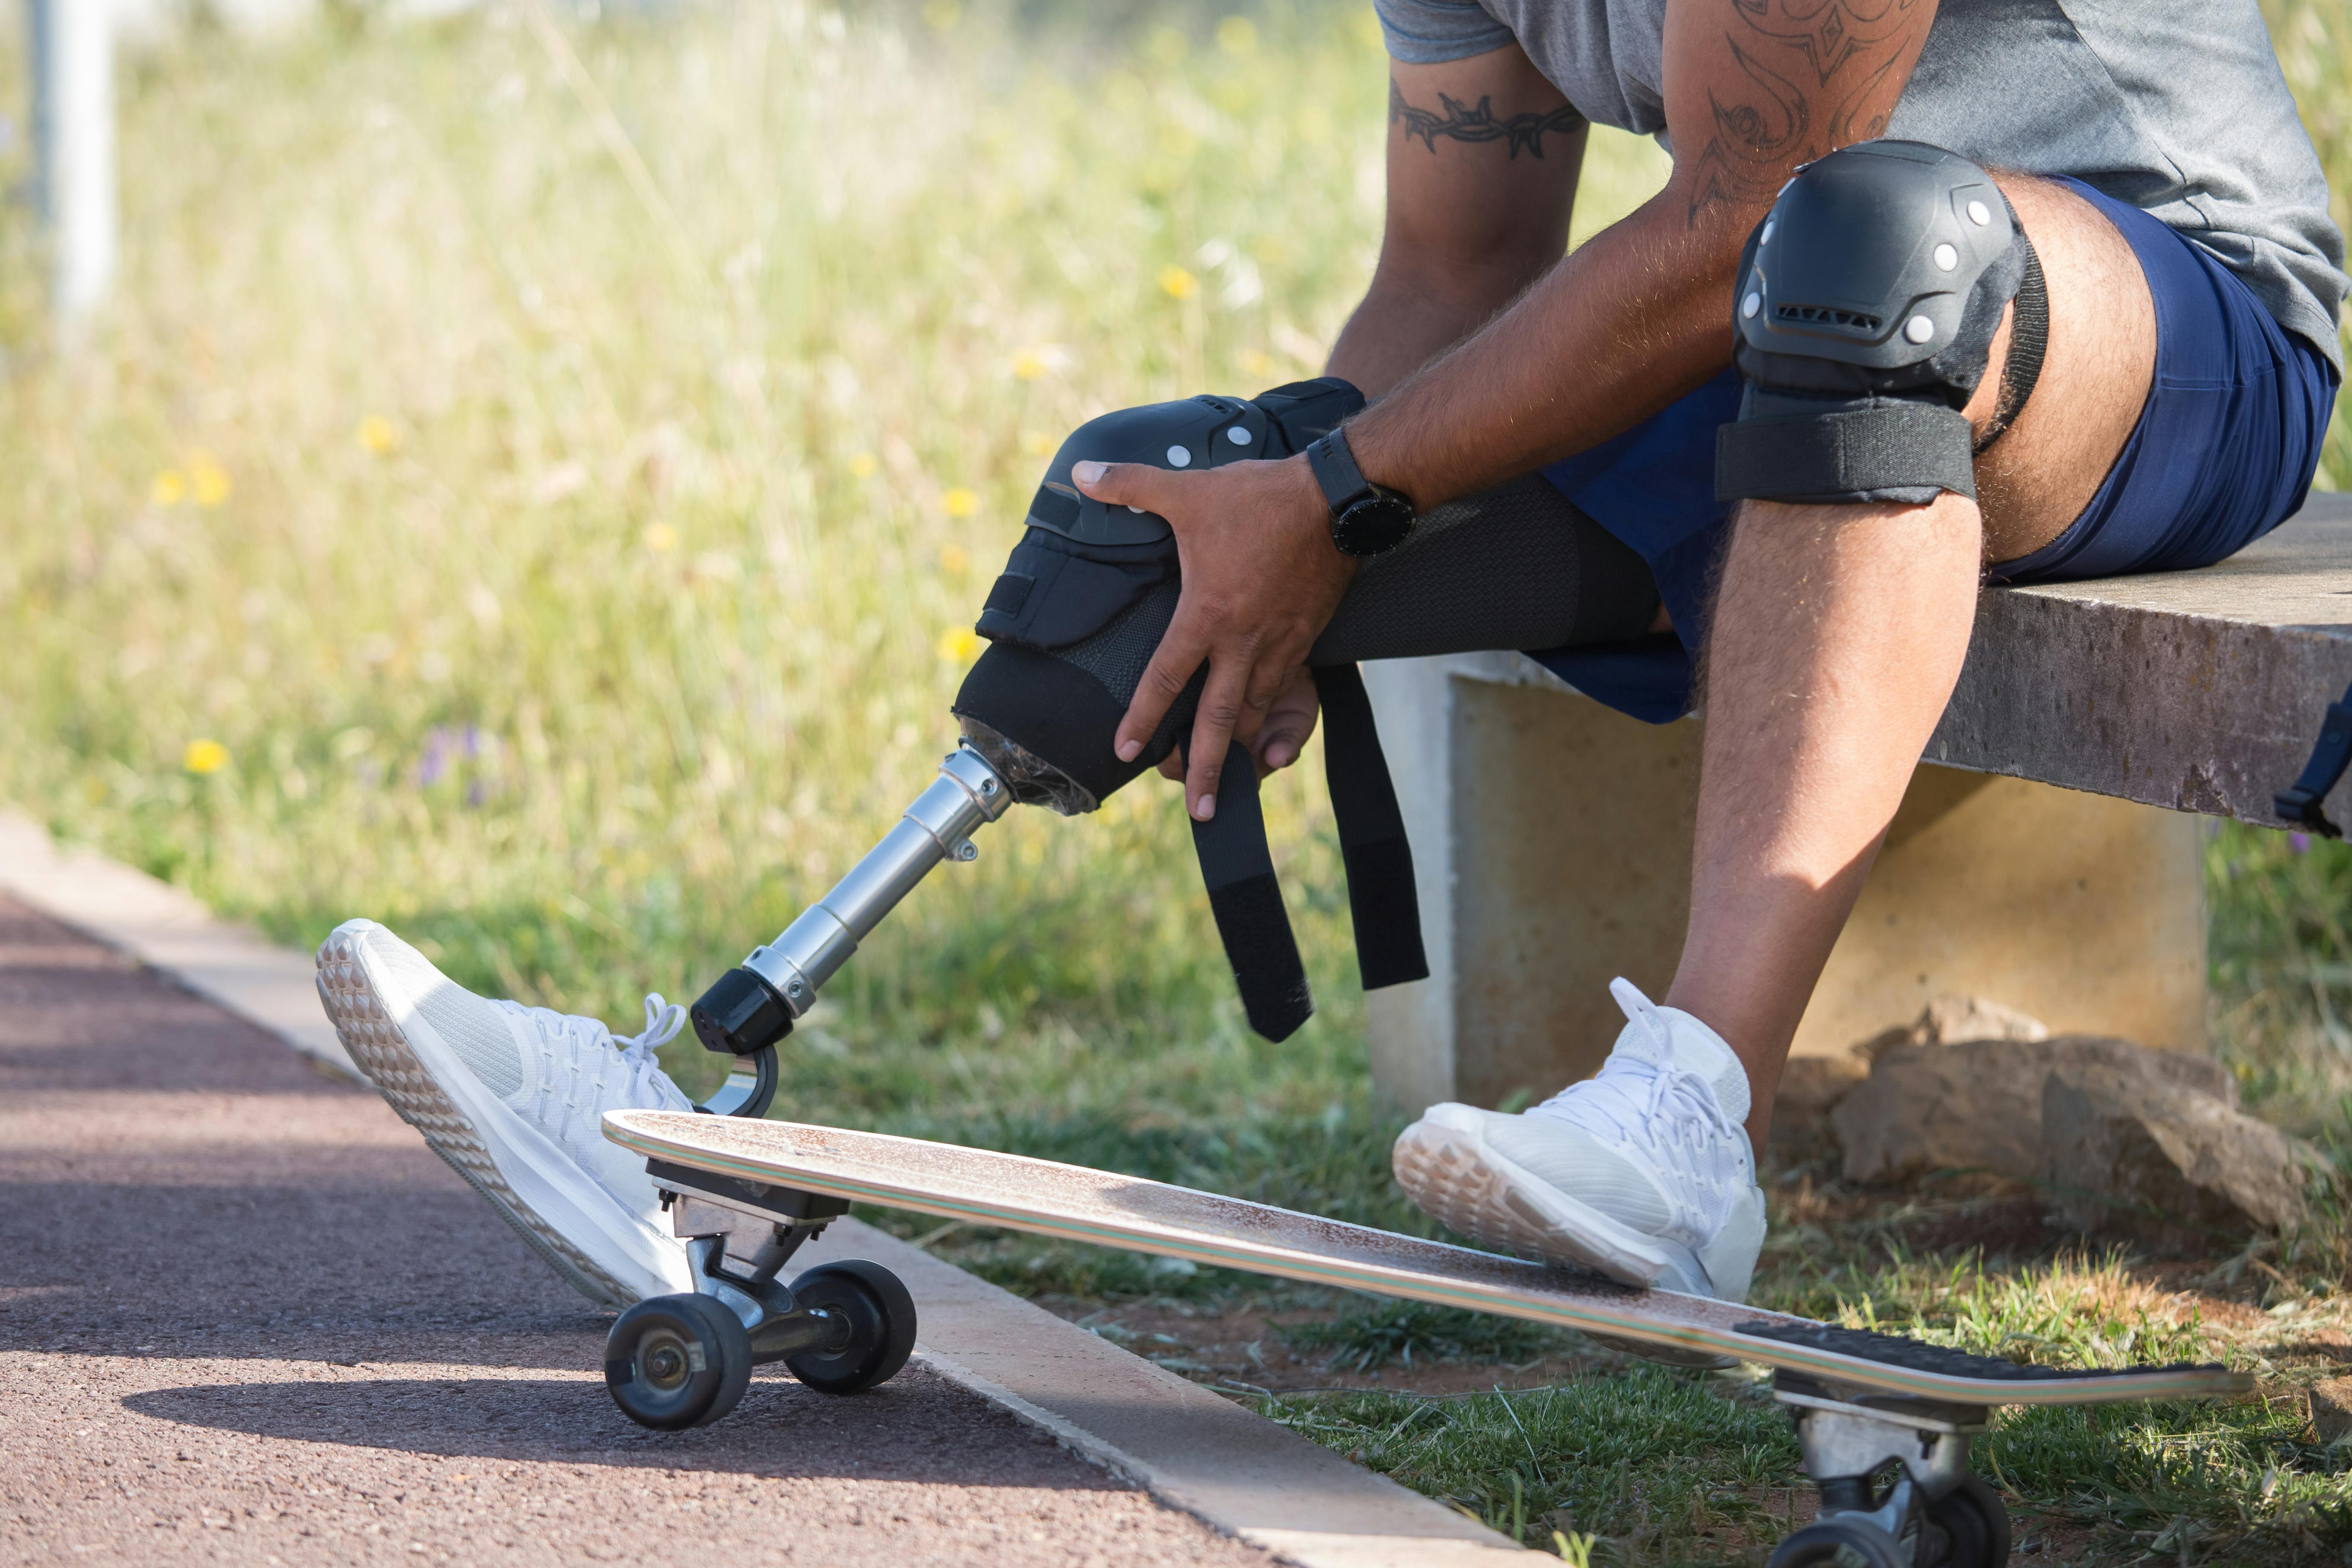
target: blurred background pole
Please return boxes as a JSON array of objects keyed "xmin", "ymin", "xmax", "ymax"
[{"xmin": 30, "ymin": 0, "xmax": 117, "ymax": 342}]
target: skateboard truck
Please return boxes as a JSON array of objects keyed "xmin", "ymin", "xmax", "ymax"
[
  {"xmin": 1766, "ymin": 1374, "xmax": 2009, "ymax": 1568},
  {"xmin": 685, "ymin": 745, "xmax": 1012, "ymax": 1119},
  {"xmin": 601, "ymin": 1158, "xmax": 918, "ymax": 1430}
]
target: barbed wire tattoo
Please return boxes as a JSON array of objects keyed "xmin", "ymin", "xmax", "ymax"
[{"xmin": 1389, "ymin": 82, "xmax": 1586, "ymax": 159}]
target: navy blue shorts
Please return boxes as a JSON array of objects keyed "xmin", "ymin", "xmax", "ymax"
[{"xmin": 1531, "ymin": 178, "xmax": 2341, "ymax": 723}]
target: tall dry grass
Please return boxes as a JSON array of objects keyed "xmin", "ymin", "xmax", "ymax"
[
  {"xmin": 0, "ymin": 0, "xmax": 1666, "ymax": 1122},
  {"xmin": 0, "ymin": 0, "xmax": 2346, "ymax": 1135}
]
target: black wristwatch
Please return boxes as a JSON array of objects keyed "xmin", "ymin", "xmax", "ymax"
[{"xmin": 1306, "ymin": 427, "xmax": 1418, "ymax": 558}]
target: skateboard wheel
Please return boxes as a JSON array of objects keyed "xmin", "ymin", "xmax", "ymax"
[
  {"xmin": 605, "ymin": 1292, "xmax": 754, "ymax": 1430},
  {"xmin": 1917, "ymin": 1474, "xmax": 2011, "ymax": 1568},
  {"xmin": 783, "ymin": 1260, "xmax": 917, "ymax": 1395},
  {"xmin": 1767, "ymin": 1517, "xmax": 1905, "ymax": 1568}
]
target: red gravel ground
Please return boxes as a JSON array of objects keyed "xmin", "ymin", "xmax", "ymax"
[{"xmin": 0, "ymin": 896, "xmax": 1269, "ymax": 1567}]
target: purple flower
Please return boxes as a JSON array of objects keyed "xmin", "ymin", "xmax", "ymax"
[
  {"xmin": 416, "ymin": 726, "xmax": 500, "ymax": 794},
  {"xmin": 2292, "ymin": 832, "xmax": 2313, "ymax": 855},
  {"xmin": 415, "ymin": 728, "xmax": 454, "ymax": 786}
]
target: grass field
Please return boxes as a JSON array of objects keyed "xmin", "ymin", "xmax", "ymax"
[{"xmin": 4, "ymin": 1, "xmax": 2352, "ymax": 1561}]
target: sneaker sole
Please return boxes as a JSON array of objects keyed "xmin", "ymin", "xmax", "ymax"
[
  {"xmin": 1392, "ymin": 1111, "xmax": 1739, "ymax": 1368},
  {"xmin": 315, "ymin": 924, "xmax": 657, "ymax": 1310},
  {"xmin": 1392, "ymin": 1108, "xmax": 1708, "ymax": 1295}
]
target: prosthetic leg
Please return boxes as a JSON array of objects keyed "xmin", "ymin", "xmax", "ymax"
[
  {"xmin": 612, "ymin": 382, "xmax": 1659, "ymax": 1425},
  {"xmin": 677, "ymin": 377, "xmax": 1660, "ymax": 1115}
]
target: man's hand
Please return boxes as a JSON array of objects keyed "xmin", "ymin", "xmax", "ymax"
[
  {"xmin": 1253, "ymin": 667, "xmax": 1322, "ymax": 773},
  {"xmin": 1071, "ymin": 454, "xmax": 1355, "ymax": 820},
  {"xmin": 1150, "ymin": 665, "xmax": 1321, "ymax": 784}
]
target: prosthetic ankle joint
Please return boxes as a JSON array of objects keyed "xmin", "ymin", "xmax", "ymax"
[{"xmin": 685, "ymin": 379, "xmax": 1434, "ymax": 1109}]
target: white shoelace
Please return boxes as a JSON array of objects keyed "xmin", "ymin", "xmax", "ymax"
[
  {"xmin": 496, "ymin": 993, "xmax": 688, "ymax": 1136},
  {"xmin": 1530, "ymin": 986, "xmax": 1742, "ymax": 1163}
]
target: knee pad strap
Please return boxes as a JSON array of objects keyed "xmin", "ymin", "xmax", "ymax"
[
  {"xmin": 1715, "ymin": 141, "xmax": 2035, "ymax": 507},
  {"xmin": 1716, "ymin": 399, "xmax": 1977, "ymax": 504},
  {"xmin": 1974, "ymin": 235, "xmax": 2048, "ymax": 453}
]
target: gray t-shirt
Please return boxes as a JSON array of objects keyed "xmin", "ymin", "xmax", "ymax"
[{"xmin": 1375, "ymin": 0, "xmax": 2348, "ymax": 368}]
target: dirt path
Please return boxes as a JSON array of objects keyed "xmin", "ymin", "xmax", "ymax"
[{"xmin": 0, "ymin": 896, "xmax": 1268, "ymax": 1567}]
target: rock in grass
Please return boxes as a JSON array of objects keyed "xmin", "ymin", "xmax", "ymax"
[
  {"xmin": 2041, "ymin": 1062, "xmax": 2309, "ymax": 1249},
  {"xmin": 1834, "ymin": 1035, "xmax": 2236, "ymax": 1185},
  {"xmin": 1774, "ymin": 1055, "xmax": 1870, "ymax": 1133},
  {"xmin": 2311, "ymin": 1377, "xmax": 2352, "ymax": 1442},
  {"xmin": 1783, "ymin": 994, "xmax": 2051, "ymax": 1144},
  {"xmin": 1853, "ymin": 993, "xmax": 2055, "ymax": 1064}
]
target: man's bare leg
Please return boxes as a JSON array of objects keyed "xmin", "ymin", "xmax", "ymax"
[
  {"xmin": 1388, "ymin": 175, "xmax": 2160, "ymax": 1301},
  {"xmin": 1664, "ymin": 174, "xmax": 2158, "ymax": 1152}
]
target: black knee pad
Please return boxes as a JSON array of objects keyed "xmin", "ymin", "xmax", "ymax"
[
  {"xmin": 952, "ymin": 378, "xmax": 1362, "ymax": 813},
  {"xmin": 1715, "ymin": 139, "xmax": 2045, "ymax": 507},
  {"xmin": 948, "ymin": 381, "xmax": 1661, "ymax": 1040}
]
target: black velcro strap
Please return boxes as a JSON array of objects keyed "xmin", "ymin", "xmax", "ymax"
[
  {"xmin": 1188, "ymin": 738, "xmax": 1313, "ymax": 1040},
  {"xmin": 2275, "ymin": 687, "xmax": 2352, "ymax": 838},
  {"xmin": 1025, "ymin": 482, "xmax": 1080, "ymax": 532},
  {"xmin": 1715, "ymin": 402, "xmax": 1976, "ymax": 504},
  {"xmin": 983, "ymin": 573, "xmax": 1033, "ymax": 617},
  {"xmin": 1975, "ymin": 233, "xmax": 2048, "ymax": 455},
  {"xmin": 1312, "ymin": 664, "xmax": 1429, "ymax": 990}
]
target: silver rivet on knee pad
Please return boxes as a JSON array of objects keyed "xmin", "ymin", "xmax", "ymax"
[
  {"xmin": 1968, "ymin": 199, "xmax": 1992, "ymax": 226},
  {"xmin": 1226, "ymin": 427, "xmax": 1250, "ymax": 445},
  {"xmin": 1166, "ymin": 445, "xmax": 1191, "ymax": 467},
  {"xmin": 1933, "ymin": 242, "xmax": 1959, "ymax": 271},
  {"xmin": 1904, "ymin": 314, "xmax": 1937, "ymax": 344},
  {"xmin": 1741, "ymin": 291, "xmax": 1762, "ymax": 319}
]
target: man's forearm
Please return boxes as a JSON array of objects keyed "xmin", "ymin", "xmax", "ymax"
[
  {"xmin": 1328, "ymin": 270, "xmax": 1529, "ymax": 401},
  {"xmin": 1344, "ymin": 194, "xmax": 1741, "ymax": 508}
]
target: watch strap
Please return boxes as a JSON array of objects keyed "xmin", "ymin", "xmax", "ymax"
[{"xmin": 1306, "ymin": 426, "xmax": 1374, "ymax": 515}]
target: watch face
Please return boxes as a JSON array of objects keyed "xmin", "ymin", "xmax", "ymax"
[{"xmin": 1333, "ymin": 493, "xmax": 1417, "ymax": 557}]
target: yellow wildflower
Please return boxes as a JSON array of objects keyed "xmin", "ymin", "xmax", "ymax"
[
  {"xmin": 1216, "ymin": 16, "xmax": 1258, "ymax": 54},
  {"xmin": 1240, "ymin": 349, "xmax": 1275, "ymax": 378},
  {"xmin": 1022, "ymin": 431, "xmax": 1055, "ymax": 456},
  {"xmin": 357, "ymin": 415, "xmax": 399, "ymax": 455},
  {"xmin": 188, "ymin": 452, "xmax": 232, "ymax": 507},
  {"xmin": 182, "ymin": 738, "xmax": 229, "ymax": 776},
  {"xmin": 936, "ymin": 627, "xmax": 982, "ymax": 664},
  {"xmin": 150, "ymin": 470, "xmax": 188, "ymax": 506},
  {"xmin": 920, "ymin": 0, "xmax": 960, "ymax": 30},
  {"xmin": 939, "ymin": 543, "xmax": 971, "ymax": 574},
  {"xmin": 1159, "ymin": 265, "xmax": 1200, "ymax": 301},
  {"xmin": 941, "ymin": 488, "xmax": 979, "ymax": 518},
  {"xmin": 1010, "ymin": 349, "xmax": 1049, "ymax": 381},
  {"xmin": 848, "ymin": 452, "xmax": 879, "ymax": 479},
  {"xmin": 643, "ymin": 521, "xmax": 679, "ymax": 552}
]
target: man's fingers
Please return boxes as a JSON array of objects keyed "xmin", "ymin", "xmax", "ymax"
[
  {"xmin": 1255, "ymin": 711, "xmax": 1318, "ymax": 773},
  {"xmin": 1072, "ymin": 460, "xmax": 1181, "ymax": 517},
  {"xmin": 1116, "ymin": 619, "xmax": 1210, "ymax": 764},
  {"xmin": 1185, "ymin": 664, "xmax": 1252, "ymax": 820}
]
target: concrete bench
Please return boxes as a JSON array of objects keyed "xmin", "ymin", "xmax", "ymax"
[{"xmin": 1360, "ymin": 492, "xmax": 2352, "ymax": 1113}]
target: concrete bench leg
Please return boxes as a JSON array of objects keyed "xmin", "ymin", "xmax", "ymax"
[{"xmin": 1362, "ymin": 660, "xmax": 2207, "ymax": 1115}]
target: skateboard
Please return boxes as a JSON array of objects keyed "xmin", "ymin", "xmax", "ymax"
[{"xmin": 601, "ymin": 1108, "xmax": 2250, "ymax": 1568}]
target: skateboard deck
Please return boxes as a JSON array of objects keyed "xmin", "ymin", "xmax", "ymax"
[{"xmin": 604, "ymin": 1109, "xmax": 2250, "ymax": 1408}]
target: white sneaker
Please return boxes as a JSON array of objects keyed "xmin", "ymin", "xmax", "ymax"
[
  {"xmin": 1392, "ymin": 978, "xmax": 1767, "ymax": 1301},
  {"xmin": 315, "ymin": 918, "xmax": 697, "ymax": 1308}
]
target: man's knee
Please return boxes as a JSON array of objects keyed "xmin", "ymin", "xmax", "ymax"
[{"xmin": 1713, "ymin": 141, "xmax": 2046, "ymax": 512}]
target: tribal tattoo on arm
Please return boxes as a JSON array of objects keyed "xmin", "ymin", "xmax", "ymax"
[
  {"xmin": 1680, "ymin": 0, "xmax": 1933, "ymax": 226},
  {"xmin": 1389, "ymin": 80, "xmax": 1587, "ymax": 159}
]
